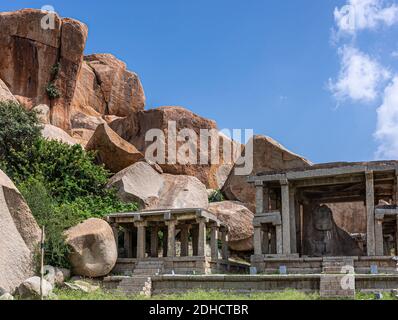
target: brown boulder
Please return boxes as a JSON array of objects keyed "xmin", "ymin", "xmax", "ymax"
[
  {"xmin": 222, "ymin": 135, "xmax": 311, "ymax": 211},
  {"xmin": 208, "ymin": 201, "xmax": 254, "ymax": 252},
  {"xmin": 0, "ymin": 9, "xmax": 88, "ymax": 131},
  {"xmin": 110, "ymin": 106, "xmax": 241, "ymax": 189},
  {"xmin": 0, "ymin": 9, "xmax": 61, "ymax": 108},
  {"xmin": 51, "ymin": 18, "xmax": 88, "ymax": 130},
  {"xmin": 78, "ymin": 54, "xmax": 145, "ymax": 117},
  {"xmin": 65, "ymin": 218, "xmax": 117, "ymax": 278},
  {"xmin": 86, "ymin": 123, "xmax": 144, "ymax": 173},
  {"xmin": 0, "ymin": 169, "xmax": 41, "ymax": 293}
]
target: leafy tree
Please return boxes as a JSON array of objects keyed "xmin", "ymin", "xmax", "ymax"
[{"xmin": 0, "ymin": 101, "xmax": 42, "ymax": 162}]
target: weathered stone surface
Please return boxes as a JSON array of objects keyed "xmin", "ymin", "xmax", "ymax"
[
  {"xmin": 208, "ymin": 201, "xmax": 254, "ymax": 252},
  {"xmin": 64, "ymin": 279, "xmax": 99, "ymax": 293},
  {"xmin": 110, "ymin": 106, "xmax": 241, "ymax": 189},
  {"xmin": 86, "ymin": 123, "xmax": 144, "ymax": 173},
  {"xmin": 108, "ymin": 161, "xmax": 209, "ymax": 210},
  {"xmin": 42, "ymin": 124, "xmax": 77, "ymax": 145},
  {"xmin": 44, "ymin": 266, "xmax": 70, "ymax": 286},
  {"xmin": 222, "ymin": 135, "xmax": 311, "ymax": 212},
  {"xmin": 157, "ymin": 174, "xmax": 209, "ymax": 210},
  {"xmin": 82, "ymin": 54, "xmax": 145, "ymax": 117},
  {"xmin": 18, "ymin": 276, "xmax": 53, "ymax": 300},
  {"xmin": 329, "ymin": 202, "xmax": 367, "ymax": 234},
  {"xmin": 108, "ymin": 162, "xmax": 164, "ymax": 208},
  {"xmin": 51, "ymin": 18, "xmax": 88, "ymax": 131},
  {"xmin": 0, "ymin": 9, "xmax": 87, "ymax": 131},
  {"xmin": 32, "ymin": 104, "xmax": 50, "ymax": 124},
  {"xmin": 71, "ymin": 128, "xmax": 95, "ymax": 147},
  {"xmin": 71, "ymin": 106, "xmax": 106, "ymax": 131},
  {"xmin": 65, "ymin": 218, "xmax": 117, "ymax": 278},
  {"xmin": 302, "ymin": 204, "xmax": 363, "ymax": 257},
  {"xmin": 0, "ymin": 9, "xmax": 61, "ymax": 108},
  {"xmin": 0, "ymin": 169, "xmax": 41, "ymax": 293},
  {"xmin": 0, "ymin": 78, "xmax": 17, "ymax": 103}
]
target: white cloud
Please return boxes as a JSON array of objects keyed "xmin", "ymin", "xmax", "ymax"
[
  {"xmin": 375, "ymin": 76, "xmax": 398, "ymax": 158},
  {"xmin": 329, "ymin": 46, "xmax": 390, "ymax": 102},
  {"xmin": 334, "ymin": 0, "xmax": 398, "ymax": 36}
]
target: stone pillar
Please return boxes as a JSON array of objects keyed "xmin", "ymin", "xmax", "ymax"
[
  {"xmin": 280, "ymin": 179, "xmax": 291, "ymax": 254},
  {"xmin": 254, "ymin": 225, "xmax": 262, "ymax": 255},
  {"xmin": 197, "ymin": 219, "xmax": 207, "ymax": 257},
  {"xmin": 162, "ymin": 227, "xmax": 168, "ymax": 257},
  {"xmin": 366, "ymin": 171, "xmax": 376, "ymax": 256},
  {"xmin": 135, "ymin": 222, "xmax": 147, "ymax": 259},
  {"xmin": 395, "ymin": 216, "xmax": 398, "ymax": 256},
  {"xmin": 289, "ymin": 187, "xmax": 297, "ymax": 254},
  {"xmin": 180, "ymin": 225, "xmax": 190, "ymax": 257},
  {"xmin": 262, "ymin": 225, "xmax": 269, "ymax": 254},
  {"xmin": 375, "ymin": 216, "xmax": 384, "ymax": 256},
  {"xmin": 221, "ymin": 229, "xmax": 229, "ymax": 260},
  {"xmin": 150, "ymin": 226, "xmax": 159, "ymax": 258},
  {"xmin": 124, "ymin": 228, "xmax": 133, "ymax": 258},
  {"xmin": 276, "ymin": 224, "xmax": 283, "ymax": 255},
  {"xmin": 166, "ymin": 220, "xmax": 177, "ymax": 258},
  {"xmin": 192, "ymin": 225, "xmax": 199, "ymax": 256},
  {"xmin": 111, "ymin": 223, "xmax": 119, "ymax": 248},
  {"xmin": 255, "ymin": 181, "xmax": 264, "ymax": 214},
  {"xmin": 270, "ymin": 227, "xmax": 277, "ymax": 254},
  {"xmin": 210, "ymin": 225, "xmax": 219, "ymax": 260}
]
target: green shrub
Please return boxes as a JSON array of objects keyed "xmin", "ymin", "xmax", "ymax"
[
  {"xmin": 46, "ymin": 82, "xmax": 61, "ymax": 99},
  {"xmin": 19, "ymin": 177, "xmax": 138, "ymax": 268},
  {"xmin": 208, "ymin": 189, "xmax": 225, "ymax": 203},
  {"xmin": 0, "ymin": 101, "xmax": 42, "ymax": 163},
  {"xmin": 19, "ymin": 176, "xmax": 72, "ymax": 268},
  {"xmin": 6, "ymin": 138, "xmax": 110, "ymax": 202}
]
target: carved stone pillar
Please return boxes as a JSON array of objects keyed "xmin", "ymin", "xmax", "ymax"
[
  {"xmin": 280, "ymin": 179, "xmax": 291, "ymax": 254},
  {"xmin": 165, "ymin": 220, "xmax": 177, "ymax": 257},
  {"xmin": 254, "ymin": 225, "xmax": 262, "ymax": 255},
  {"xmin": 197, "ymin": 218, "xmax": 207, "ymax": 257},
  {"xmin": 366, "ymin": 171, "xmax": 376, "ymax": 256},
  {"xmin": 375, "ymin": 215, "xmax": 384, "ymax": 256},
  {"xmin": 150, "ymin": 226, "xmax": 159, "ymax": 258},
  {"xmin": 135, "ymin": 221, "xmax": 147, "ymax": 259},
  {"xmin": 210, "ymin": 225, "xmax": 219, "ymax": 260},
  {"xmin": 180, "ymin": 224, "xmax": 190, "ymax": 257}
]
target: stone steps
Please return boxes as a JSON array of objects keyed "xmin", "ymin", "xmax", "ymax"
[
  {"xmin": 117, "ymin": 276, "xmax": 152, "ymax": 296},
  {"xmin": 133, "ymin": 260, "xmax": 164, "ymax": 277}
]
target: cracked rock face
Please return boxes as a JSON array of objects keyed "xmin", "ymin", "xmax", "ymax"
[{"xmin": 0, "ymin": 9, "xmax": 88, "ymax": 131}]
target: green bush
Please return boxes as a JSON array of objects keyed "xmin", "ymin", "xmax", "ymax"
[
  {"xmin": 0, "ymin": 101, "xmax": 42, "ymax": 163},
  {"xmin": 46, "ymin": 82, "xmax": 61, "ymax": 99},
  {"xmin": 208, "ymin": 189, "xmax": 225, "ymax": 203},
  {"xmin": 19, "ymin": 177, "xmax": 138, "ymax": 268},
  {"xmin": 6, "ymin": 138, "xmax": 110, "ymax": 202}
]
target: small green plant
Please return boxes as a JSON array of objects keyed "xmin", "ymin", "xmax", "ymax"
[
  {"xmin": 46, "ymin": 82, "xmax": 61, "ymax": 99},
  {"xmin": 51, "ymin": 62, "xmax": 60, "ymax": 78},
  {"xmin": 209, "ymin": 190, "xmax": 225, "ymax": 203}
]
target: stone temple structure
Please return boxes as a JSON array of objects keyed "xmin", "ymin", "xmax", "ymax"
[
  {"xmin": 107, "ymin": 208, "xmax": 231, "ymax": 276},
  {"xmin": 248, "ymin": 161, "xmax": 398, "ymax": 274}
]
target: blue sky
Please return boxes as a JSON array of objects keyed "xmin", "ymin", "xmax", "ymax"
[{"xmin": 2, "ymin": 0, "xmax": 398, "ymax": 164}]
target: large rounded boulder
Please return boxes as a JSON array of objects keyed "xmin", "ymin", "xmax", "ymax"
[
  {"xmin": 65, "ymin": 218, "xmax": 117, "ymax": 278},
  {"xmin": 208, "ymin": 201, "xmax": 254, "ymax": 252},
  {"xmin": 0, "ymin": 169, "xmax": 41, "ymax": 293}
]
